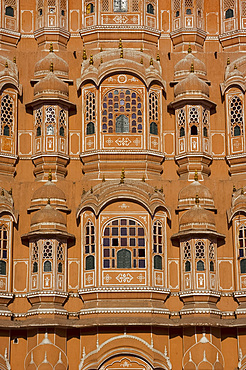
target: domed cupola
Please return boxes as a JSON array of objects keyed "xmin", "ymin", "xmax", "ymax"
[
  {"xmin": 30, "ymin": 201, "xmax": 67, "ymax": 233},
  {"xmin": 34, "ymin": 58, "xmax": 68, "ymax": 99},
  {"xmin": 22, "ymin": 185, "xmax": 74, "ymax": 318},
  {"xmin": 34, "ymin": 45, "xmax": 69, "ymax": 79},
  {"xmin": 179, "ymin": 198, "xmax": 216, "ymax": 232},
  {"xmin": 26, "ymin": 47, "xmax": 75, "ymax": 182},
  {"xmin": 177, "ymin": 172, "xmax": 215, "ymax": 211},
  {"xmin": 29, "ymin": 172, "xmax": 69, "ymax": 213},
  {"xmin": 168, "ymin": 47, "xmax": 216, "ymax": 181},
  {"xmin": 172, "ymin": 194, "xmax": 224, "ymax": 318},
  {"xmin": 174, "ymin": 69, "xmax": 209, "ymax": 98},
  {"xmin": 174, "ymin": 49, "xmax": 207, "ymax": 81}
]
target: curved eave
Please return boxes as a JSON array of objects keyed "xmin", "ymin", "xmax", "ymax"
[
  {"xmin": 26, "ymin": 96, "xmax": 76, "ymax": 111},
  {"xmin": 21, "ymin": 229, "xmax": 75, "ymax": 243},
  {"xmin": 0, "ymin": 76, "xmax": 22, "ymax": 95},
  {"xmin": 0, "ymin": 206, "xmax": 18, "ymax": 224},
  {"xmin": 220, "ymin": 77, "xmax": 246, "ymax": 96},
  {"xmin": 171, "ymin": 229, "xmax": 225, "ymax": 241},
  {"xmin": 76, "ymin": 60, "xmax": 166, "ymax": 91},
  {"xmin": 168, "ymin": 96, "xmax": 216, "ymax": 113},
  {"xmin": 227, "ymin": 207, "xmax": 246, "ymax": 223},
  {"xmin": 76, "ymin": 194, "xmax": 171, "ymax": 220}
]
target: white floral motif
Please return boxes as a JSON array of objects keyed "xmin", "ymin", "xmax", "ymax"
[
  {"xmin": 115, "ymin": 137, "xmax": 131, "ymax": 146},
  {"xmin": 113, "ymin": 15, "xmax": 128, "ymax": 23},
  {"xmin": 116, "ymin": 273, "xmax": 133, "ymax": 283}
]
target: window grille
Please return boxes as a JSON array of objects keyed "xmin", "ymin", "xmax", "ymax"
[{"xmin": 1, "ymin": 95, "xmax": 13, "ymax": 137}]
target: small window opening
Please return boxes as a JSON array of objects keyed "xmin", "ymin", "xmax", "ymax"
[
  {"xmin": 154, "ymin": 255, "xmax": 162, "ymax": 270},
  {"xmin": 86, "ymin": 122, "xmax": 95, "ymax": 135},
  {"xmin": 203, "ymin": 126, "xmax": 208, "ymax": 137},
  {"xmin": 225, "ymin": 8, "xmax": 234, "ymax": 19},
  {"xmin": 185, "ymin": 260, "xmax": 191, "ymax": 272},
  {"xmin": 191, "ymin": 125, "xmax": 198, "ymax": 135},
  {"xmin": 44, "ymin": 260, "xmax": 52, "ymax": 272},
  {"xmin": 38, "ymin": 8, "xmax": 43, "ymax": 16},
  {"xmin": 147, "ymin": 3, "xmax": 154, "ymax": 14},
  {"xmin": 186, "ymin": 8, "xmax": 192, "ymax": 15},
  {"xmin": 33, "ymin": 262, "xmax": 38, "ymax": 273},
  {"xmin": 234, "ymin": 125, "xmax": 241, "ymax": 136},
  {"xmin": 180, "ymin": 127, "xmax": 185, "ymax": 137},
  {"xmin": 176, "ymin": 10, "xmax": 180, "ymax": 17},
  {"xmin": 3, "ymin": 125, "xmax": 9, "ymax": 136},
  {"xmin": 58, "ymin": 262, "xmax": 63, "ymax": 273},
  {"xmin": 5, "ymin": 6, "xmax": 14, "ymax": 17},
  {"xmin": 197, "ymin": 260, "xmax": 205, "ymax": 271},
  {"xmin": 36, "ymin": 127, "xmax": 41, "ymax": 137}
]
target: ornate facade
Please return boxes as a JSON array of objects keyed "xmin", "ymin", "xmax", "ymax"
[{"xmin": 0, "ymin": 0, "xmax": 246, "ymax": 369}]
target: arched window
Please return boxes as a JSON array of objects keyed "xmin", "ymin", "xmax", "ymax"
[
  {"xmin": 191, "ymin": 125, "xmax": 198, "ymax": 135},
  {"xmin": 147, "ymin": 3, "xmax": 154, "ymax": 14},
  {"xmin": 102, "ymin": 89, "xmax": 143, "ymax": 133},
  {"xmin": 238, "ymin": 226, "xmax": 246, "ymax": 273},
  {"xmin": 1, "ymin": 95, "xmax": 13, "ymax": 137},
  {"xmin": 113, "ymin": 0, "xmax": 127, "ymax": 12},
  {"xmin": 203, "ymin": 127, "xmax": 208, "ymax": 137},
  {"xmin": 0, "ymin": 226, "xmax": 8, "ymax": 263},
  {"xmin": 225, "ymin": 8, "xmax": 234, "ymax": 19},
  {"xmin": 180, "ymin": 127, "xmax": 185, "ymax": 137},
  {"xmin": 85, "ymin": 255, "xmax": 95, "ymax": 270},
  {"xmin": 150, "ymin": 122, "xmax": 158, "ymax": 135},
  {"xmin": 86, "ymin": 3, "xmax": 94, "ymax": 13},
  {"xmin": 117, "ymin": 249, "xmax": 131, "ymax": 268},
  {"xmin": 103, "ymin": 218, "xmax": 145, "ymax": 269},
  {"xmin": 86, "ymin": 122, "xmax": 95, "ymax": 135},
  {"xmin": 3, "ymin": 125, "xmax": 9, "ymax": 136},
  {"xmin": 185, "ymin": 260, "xmax": 191, "ymax": 272},
  {"xmin": 234, "ymin": 125, "xmax": 241, "ymax": 136},
  {"xmin": 230, "ymin": 96, "xmax": 243, "ymax": 137},
  {"xmin": 116, "ymin": 115, "xmax": 129, "ymax": 133},
  {"xmin": 33, "ymin": 262, "xmax": 38, "ymax": 273},
  {"xmin": 59, "ymin": 109, "xmax": 66, "ymax": 137},
  {"xmin": 240, "ymin": 259, "xmax": 246, "ymax": 273},
  {"xmin": 197, "ymin": 260, "xmax": 205, "ymax": 271},
  {"xmin": 44, "ymin": 260, "xmax": 52, "ymax": 272},
  {"xmin": 58, "ymin": 262, "xmax": 63, "ymax": 273},
  {"xmin": 46, "ymin": 124, "xmax": 54, "ymax": 135},
  {"xmin": 154, "ymin": 255, "xmax": 162, "ymax": 270},
  {"xmin": 38, "ymin": 8, "xmax": 43, "ymax": 16},
  {"xmin": 210, "ymin": 261, "xmax": 214, "ymax": 272},
  {"xmin": 195, "ymin": 240, "xmax": 205, "ymax": 271},
  {"xmin": 5, "ymin": 6, "xmax": 14, "ymax": 16},
  {"xmin": 176, "ymin": 10, "xmax": 180, "ymax": 17},
  {"xmin": 36, "ymin": 127, "xmax": 41, "ymax": 137},
  {"xmin": 0, "ymin": 260, "xmax": 6, "ymax": 275},
  {"xmin": 59, "ymin": 126, "xmax": 64, "ymax": 137}
]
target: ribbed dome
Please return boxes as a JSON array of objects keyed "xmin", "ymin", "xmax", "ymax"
[
  {"xmin": 34, "ymin": 51, "xmax": 69, "ymax": 78},
  {"xmin": 31, "ymin": 204, "xmax": 66, "ymax": 228},
  {"xmin": 174, "ymin": 72, "xmax": 209, "ymax": 97},
  {"xmin": 174, "ymin": 53, "xmax": 206, "ymax": 78},
  {"xmin": 32, "ymin": 180, "xmax": 66, "ymax": 202},
  {"xmin": 34, "ymin": 72, "xmax": 68, "ymax": 97},
  {"xmin": 179, "ymin": 205, "xmax": 216, "ymax": 231},
  {"xmin": 0, "ymin": 55, "xmax": 18, "ymax": 78},
  {"xmin": 233, "ymin": 193, "xmax": 246, "ymax": 206},
  {"xmin": 178, "ymin": 180, "xmax": 215, "ymax": 210}
]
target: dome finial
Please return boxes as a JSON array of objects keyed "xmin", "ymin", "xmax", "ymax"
[
  {"xmin": 13, "ymin": 56, "xmax": 16, "ymax": 63},
  {"xmin": 227, "ymin": 57, "xmax": 230, "ymax": 65},
  {"xmin": 102, "ymin": 175, "xmax": 105, "ymax": 182},
  {"xmin": 142, "ymin": 174, "xmax": 145, "ymax": 182},
  {"xmin": 194, "ymin": 169, "xmax": 198, "ymax": 181},
  {"xmin": 120, "ymin": 168, "xmax": 125, "ymax": 184},
  {"xmin": 120, "ymin": 49, "xmax": 123, "ymax": 59},
  {"xmin": 234, "ymin": 64, "xmax": 238, "ymax": 70},
  {"xmin": 156, "ymin": 53, "xmax": 160, "ymax": 61},
  {"xmin": 233, "ymin": 184, "xmax": 236, "ymax": 192},
  {"xmin": 241, "ymin": 188, "xmax": 244, "ymax": 195},
  {"xmin": 195, "ymin": 194, "xmax": 199, "ymax": 205},
  {"xmin": 5, "ymin": 61, "xmax": 8, "ymax": 68},
  {"xmin": 119, "ymin": 38, "xmax": 123, "ymax": 49},
  {"xmin": 83, "ymin": 49, "xmax": 87, "ymax": 60},
  {"xmin": 89, "ymin": 55, "xmax": 94, "ymax": 65},
  {"xmin": 49, "ymin": 43, "xmax": 53, "ymax": 52},
  {"xmin": 140, "ymin": 57, "xmax": 143, "ymax": 64},
  {"xmin": 50, "ymin": 62, "xmax": 53, "ymax": 72},
  {"xmin": 47, "ymin": 198, "xmax": 50, "ymax": 205},
  {"xmin": 48, "ymin": 169, "xmax": 52, "ymax": 182},
  {"xmin": 190, "ymin": 62, "xmax": 194, "ymax": 73},
  {"xmin": 188, "ymin": 43, "xmax": 192, "ymax": 53},
  {"xmin": 1, "ymin": 189, "xmax": 4, "ymax": 196},
  {"xmin": 150, "ymin": 57, "xmax": 153, "ymax": 66}
]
